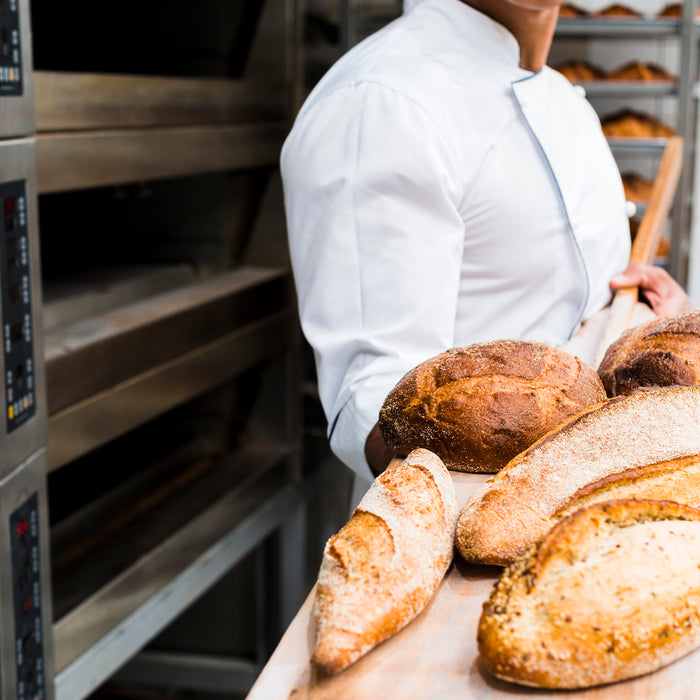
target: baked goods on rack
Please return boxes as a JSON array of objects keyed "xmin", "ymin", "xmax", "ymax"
[
  {"xmin": 593, "ymin": 3, "xmax": 643, "ymax": 18},
  {"xmin": 558, "ymin": 3, "xmax": 588, "ymax": 16},
  {"xmin": 455, "ymin": 386, "xmax": 700, "ymax": 565},
  {"xmin": 478, "ymin": 499, "xmax": 700, "ymax": 688},
  {"xmin": 601, "ymin": 108, "xmax": 676, "ymax": 138},
  {"xmin": 598, "ymin": 310, "xmax": 700, "ymax": 396},
  {"xmin": 607, "ymin": 59, "xmax": 676, "ymax": 82},
  {"xmin": 554, "ymin": 59, "xmax": 606, "ymax": 82},
  {"xmin": 378, "ymin": 340, "xmax": 605, "ymax": 474},
  {"xmin": 621, "ymin": 171, "xmax": 653, "ymax": 201},
  {"xmin": 311, "ymin": 449, "xmax": 457, "ymax": 676}
]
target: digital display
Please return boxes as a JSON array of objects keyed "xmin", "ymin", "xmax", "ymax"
[
  {"xmin": 0, "ymin": 0, "xmax": 21, "ymax": 96},
  {"xmin": 0, "ymin": 180, "xmax": 34, "ymax": 432},
  {"xmin": 10, "ymin": 494, "xmax": 46, "ymax": 700}
]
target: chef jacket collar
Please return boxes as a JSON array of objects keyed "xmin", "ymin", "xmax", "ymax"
[{"xmin": 405, "ymin": 0, "xmax": 528, "ymax": 76}]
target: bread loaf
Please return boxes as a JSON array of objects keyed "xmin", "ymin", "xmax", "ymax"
[
  {"xmin": 555, "ymin": 59, "xmax": 606, "ymax": 82},
  {"xmin": 601, "ymin": 109, "xmax": 676, "ymax": 138},
  {"xmin": 598, "ymin": 310, "xmax": 700, "ymax": 396},
  {"xmin": 478, "ymin": 499, "xmax": 700, "ymax": 689},
  {"xmin": 378, "ymin": 340, "xmax": 606, "ymax": 473},
  {"xmin": 311, "ymin": 449, "xmax": 457, "ymax": 676},
  {"xmin": 455, "ymin": 386, "xmax": 700, "ymax": 565}
]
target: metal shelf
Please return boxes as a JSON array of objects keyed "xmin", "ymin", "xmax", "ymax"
[
  {"xmin": 35, "ymin": 122, "xmax": 289, "ymax": 194},
  {"xmin": 34, "ymin": 72, "xmax": 292, "ymax": 132},
  {"xmin": 52, "ymin": 443, "xmax": 314, "ymax": 700},
  {"xmin": 577, "ymin": 81, "xmax": 678, "ymax": 97},
  {"xmin": 555, "ymin": 18, "xmax": 681, "ymax": 37},
  {"xmin": 44, "ymin": 266, "xmax": 294, "ymax": 471},
  {"xmin": 607, "ymin": 137, "xmax": 672, "ymax": 155}
]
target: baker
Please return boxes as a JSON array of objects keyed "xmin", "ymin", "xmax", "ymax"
[{"xmin": 280, "ymin": 0, "xmax": 692, "ymax": 499}]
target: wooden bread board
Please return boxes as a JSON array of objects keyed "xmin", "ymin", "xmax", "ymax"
[{"xmin": 247, "ymin": 470, "xmax": 700, "ymax": 700}]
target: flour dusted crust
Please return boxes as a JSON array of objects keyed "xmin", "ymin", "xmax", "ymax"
[
  {"xmin": 311, "ymin": 449, "xmax": 458, "ymax": 676},
  {"xmin": 598, "ymin": 310, "xmax": 700, "ymax": 396},
  {"xmin": 478, "ymin": 499, "xmax": 700, "ymax": 689},
  {"xmin": 455, "ymin": 386, "xmax": 700, "ymax": 565},
  {"xmin": 378, "ymin": 340, "xmax": 606, "ymax": 474}
]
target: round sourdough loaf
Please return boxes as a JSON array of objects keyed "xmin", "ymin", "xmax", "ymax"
[
  {"xmin": 598, "ymin": 309, "xmax": 700, "ymax": 396},
  {"xmin": 378, "ymin": 340, "xmax": 606, "ymax": 473}
]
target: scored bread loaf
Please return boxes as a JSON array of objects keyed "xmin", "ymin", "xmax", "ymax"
[
  {"xmin": 311, "ymin": 448, "xmax": 457, "ymax": 676},
  {"xmin": 478, "ymin": 499, "xmax": 700, "ymax": 689},
  {"xmin": 598, "ymin": 309, "xmax": 700, "ymax": 396},
  {"xmin": 378, "ymin": 340, "xmax": 605, "ymax": 473},
  {"xmin": 455, "ymin": 386, "xmax": 700, "ymax": 565}
]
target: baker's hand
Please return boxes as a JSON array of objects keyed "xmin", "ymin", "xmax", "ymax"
[{"xmin": 610, "ymin": 262, "xmax": 692, "ymax": 317}]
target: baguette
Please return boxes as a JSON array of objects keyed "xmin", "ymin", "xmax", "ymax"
[
  {"xmin": 311, "ymin": 448, "xmax": 458, "ymax": 676},
  {"xmin": 478, "ymin": 499, "xmax": 700, "ymax": 688},
  {"xmin": 455, "ymin": 386, "xmax": 700, "ymax": 565}
]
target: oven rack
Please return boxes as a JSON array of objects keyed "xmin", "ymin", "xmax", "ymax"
[
  {"xmin": 33, "ymin": 71, "xmax": 291, "ymax": 194},
  {"xmin": 43, "ymin": 265, "xmax": 293, "ymax": 472},
  {"xmin": 50, "ymin": 441, "xmax": 314, "ymax": 700}
]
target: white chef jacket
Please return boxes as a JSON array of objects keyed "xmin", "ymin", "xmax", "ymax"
[{"xmin": 281, "ymin": 0, "xmax": 630, "ymax": 481}]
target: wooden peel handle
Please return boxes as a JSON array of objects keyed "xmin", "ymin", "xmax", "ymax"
[{"xmin": 593, "ymin": 136, "xmax": 684, "ymax": 369}]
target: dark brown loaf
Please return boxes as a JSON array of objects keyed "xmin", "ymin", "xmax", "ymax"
[
  {"xmin": 311, "ymin": 448, "xmax": 457, "ymax": 676},
  {"xmin": 378, "ymin": 340, "xmax": 606, "ymax": 473},
  {"xmin": 598, "ymin": 310, "xmax": 700, "ymax": 396},
  {"xmin": 455, "ymin": 386, "xmax": 700, "ymax": 565},
  {"xmin": 478, "ymin": 499, "xmax": 700, "ymax": 688}
]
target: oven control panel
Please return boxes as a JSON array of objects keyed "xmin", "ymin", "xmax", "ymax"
[
  {"xmin": 0, "ymin": 0, "xmax": 22, "ymax": 96},
  {"xmin": 1, "ymin": 179, "xmax": 35, "ymax": 434},
  {"xmin": 10, "ymin": 492, "xmax": 46, "ymax": 699}
]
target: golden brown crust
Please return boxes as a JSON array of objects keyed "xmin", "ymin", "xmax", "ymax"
[
  {"xmin": 558, "ymin": 3, "xmax": 588, "ymax": 16},
  {"xmin": 607, "ymin": 60, "xmax": 676, "ymax": 82},
  {"xmin": 378, "ymin": 340, "xmax": 606, "ymax": 473},
  {"xmin": 455, "ymin": 386, "xmax": 700, "ymax": 565},
  {"xmin": 598, "ymin": 310, "xmax": 700, "ymax": 396},
  {"xmin": 554, "ymin": 59, "xmax": 606, "ymax": 82},
  {"xmin": 594, "ymin": 3, "xmax": 642, "ymax": 17},
  {"xmin": 311, "ymin": 449, "xmax": 458, "ymax": 675},
  {"xmin": 478, "ymin": 499, "xmax": 700, "ymax": 688},
  {"xmin": 621, "ymin": 171, "xmax": 654, "ymax": 202},
  {"xmin": 601, "ymin": 109, "xmax": 676, "ymax": 138}
]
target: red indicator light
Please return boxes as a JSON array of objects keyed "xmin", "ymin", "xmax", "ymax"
[
  {"xmin": 4, "ymin": 197, "xmax": 15, "ymax": 215},
  {"xmin": 16, "ymin": 519, "xmax": 28, "ymax": 538},
  {"xmin": 23, "ymin": 596, "xmax": 32, "ymax": 613}
]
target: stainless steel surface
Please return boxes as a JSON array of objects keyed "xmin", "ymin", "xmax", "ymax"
[
  {"xmin": 53, "ymin": 449, "xmax": 314, "ymax": 700},
  {"xmin": 34, "ymin": 73, "xmax": 292, "ymax": 132},
  {"xmin": 669, "ymin": 0, "xmax": 699, "ymax": 285},
  {"xmin": 35, "ymin": 122, "xmax": 289, "ymax": 194},
  {"xmin": 577, "ymin": 81, "xmax": 678, "ymax": 97},
  {"xmin": 47, "ymin": 309, "xmax": 294, "ymax": 471},
  {"xmin": 0, "ymin": 450, "xmax": 54, "ymax": 700},
  {"xmin": 555, "ymin": 17, "xmax": 681, "ymax": 37},
  {"xmin": 607, "ymin": 138, "xmax": 670, "ymax": 155},
  {"xmin": 0, "ymin": 138, "xmax": 47, "ymax": 476},
  {"xmin": 42, "ymin": 263, "xmax": 197, "ymax": 331},
  {"xmin": 44, "ymin": 266, "xmax": 288, "ymax": 413},
  {"xmin": 114, "ymin": 651, "xmax": 259, "ymax": 694},
  {"xmin": 0, "ymin": 0, "xmax": 35, "ymax": 138}
]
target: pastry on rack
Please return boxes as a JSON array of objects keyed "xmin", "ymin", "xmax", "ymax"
[
  {"xmin": 607, "ymin": 59, "xmax": 676, "ymax": 82},
  {"xmin": 601, "ymin": 109, "xmax": 676, "ymax": 138},
  {"xmin": 656, "ymin": 3, "xmax": 700, "ymax": 17},
  {"xmin": 554, "ymin": 59, "xmax": 606, "ymax": 82},
  {"xmin": 558, "ymin": 3, "xmax": 588, "ymax": 16},
  {"xmin": 621, "ymin": 171, "xmax": 653, "ymax": 201},
  {"xmin": 593, "ymin": 3, "xmax": 643, "ymax": 18}
]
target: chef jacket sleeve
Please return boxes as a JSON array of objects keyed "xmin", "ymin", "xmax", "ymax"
[{"xmin": 281, "ymin": 82, "xmax": 465, "ymax": 479}]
